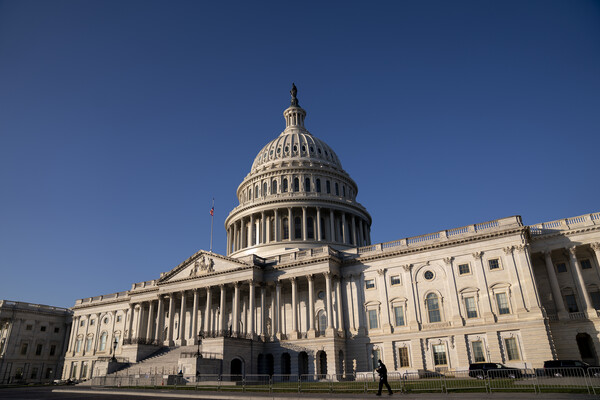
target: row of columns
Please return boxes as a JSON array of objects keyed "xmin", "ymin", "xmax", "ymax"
[
  {"xmin": 227, "ymin": 206, "xmax": 371, "ymax": 254},
  {"xmin": 541, "ymin": 244, "xmax": 600, "ymax": 319}
]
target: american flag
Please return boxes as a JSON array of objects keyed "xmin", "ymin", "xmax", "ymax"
[{"xmin": 210, "ymin": 206, "xmax": 214, "ymax": 216}]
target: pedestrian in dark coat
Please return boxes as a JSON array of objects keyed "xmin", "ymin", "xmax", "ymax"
[{"xmin": 375, "ymin": 360, "xmax": 393, "ymax": 396}]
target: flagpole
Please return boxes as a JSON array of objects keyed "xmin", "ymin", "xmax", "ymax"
[{"xmin": 210, "ymin": 198, "xmax": 214, "ymax": 253}]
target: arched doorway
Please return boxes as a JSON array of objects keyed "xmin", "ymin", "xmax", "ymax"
[
  {"xmin": 266, "ymin": 353, "xmax": 274, "ymax": 376},
  {"xmin": 281, "ymin": 353, "xmax": 291, "ymax": 375},
  {"xmin": 257, "ymin": 354, "xmax": 265, "ymax": 374},
  {"xmin": 338, "ymin": 350, "xmax": 345, "ymax": 376},
  {"xmin": 231, "ymin": 358, "xmax": 243, "ymax": 380},
  {"xmin": 577, "ymin": 333, "xmax": 598, "ymax": 365},
  {"xmin": 298, "ymin": 351, "xmax": 309, "ymax": 376},
  {"xmin": 318, "ymin": 351, "xmax": 327, "ymax": 376}
]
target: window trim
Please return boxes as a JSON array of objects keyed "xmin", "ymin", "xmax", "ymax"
[
  {"xmin": 487, "ymin": 258, "xmax": 502, "ymax": 271},
  {"xmin": 365, "ymin": 278, "xmax": 376, "ymax": 290},
  {"xmin": 458, "ymin": 263, "xmax": 472, "ymax": 276},
  {"xmin": 390, "ymin": 275, "xmax": 402, "ymax": 286}
]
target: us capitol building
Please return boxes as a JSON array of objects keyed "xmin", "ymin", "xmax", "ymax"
[{"xmin": 58, "ymin": 86, "xmax": 600, "ymax": 380}]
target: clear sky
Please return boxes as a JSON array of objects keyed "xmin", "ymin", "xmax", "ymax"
[{"xmin": 1, "ymin": 0, "xmax": 599, "ymax": 308}]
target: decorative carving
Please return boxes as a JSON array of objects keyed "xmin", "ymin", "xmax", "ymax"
[
  {"xmin": 189, "ymin": 255, "xmax": 214, "ymax": 276},
  {"xmin": 377, "ymin": 268, "xmax": 386, "ymax": 276},
  {"xmin": 472, "ymin": 252, "xmax": 483, "ymax": 260},
  {"xmin": 443, "ymin": 257, "xmax": 453, "ymax": 265},
  {"xmin": 450, "ymin": 335, "xmax": 455, "ymax": 349},
  {"xmin": 515, "ymin": 244, "xmax": 528, "ymax": 253},
  {"xmin": 401, "ymin": 264, "xmax": 412, "ymax": 272},
  {"xmin": 568, "ymin": 247, "xmax": 578, "ymax": 258},
  {"xmin": 503, "ymin": 246, "xmax": 514, "ymax": 255},
  {"xmin": 591, "ymin": 243, "xmax": 600, "ymax": 252}
]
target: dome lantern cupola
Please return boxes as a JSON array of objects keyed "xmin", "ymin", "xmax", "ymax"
[{"xmin": 284, "ymin": 83, "xmax": 306, "ymax": 129}]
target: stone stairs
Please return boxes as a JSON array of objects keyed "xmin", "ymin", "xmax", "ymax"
[{"xmin": 114, "ymin": 345, "xmax": 198, "ymax": 376}]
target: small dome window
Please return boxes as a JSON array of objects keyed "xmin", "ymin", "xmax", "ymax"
[
  {"xmin": 302, "ymin": 145, "xmax": 306, "ymax": 152},
  {"xmin": 325, "ymin": 150, "xmax": 328, "ymax": 156},
  {"xmin": 285, "ymin": 146, "xmax": 289, "ymax": 153},
  {"xmin": 317, "ymin": 148, "xmax": 321, "ymax": 154},
  {"xmin": 424, "ymin": 271, "xmax": 434, "ymax": 280},
  {"xmin": 310, "ymin": 146, "xmax": 314, "ymax": 153},
  {"xmin": 270, "ymin": 150, "xmax": 273, "ymax": 156},
  {"xmin": 293, "ymin": 145, "xmax": 298, "ymax": 152},
  {"xmin": 277, "ymin": 147, "xmax": 281, "ymax": 153}
]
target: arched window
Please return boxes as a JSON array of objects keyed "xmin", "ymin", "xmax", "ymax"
[
  {"xmin": 283, "ymin": 178, "xmax": 288, "ymax": 193},
  {"xmin": 272, "ymin": 180, "xmax": 277, "ymax": 194},
  {"xmin": 320, "ymin": 218, "xmax": 326, "ymax": 240},
  {"xmin": 270, "ymin": 218, "xmax": 275, "ymax": 241},
  {"xmin": 426, "ymin": 293, "xmax": 441, "ymax": 323},
  {"xmin": 294, "ymin": 217, "xmax": 302, "ymax": 239},
  {"xmin": 307, "ymin": 217, "xmax": 314, "ymax": 239},
  {"xmin": 99, "ymin": 332, "xmax": 108, "ymax": 351},
  {"xmin": 283, "ymin": 218, "xmax": 289, "ymax": 240},
  {"xmin": 342, "ymin": 185, "xmax": 346, "ymax": 197},
  {"xmin": 263, "ymin": 182, "xmax": 267, "ymax": 196},
  {"xmin": 318, "ymin": 311, "xmax": 327, "ymax": 335},
  {"xmin": 326, "ymin": 180, "xmax": 331, "ymax": 194},
  {"xmin": 335, "ymin": 182, "xmax": 339, "ymax": 196},
  {"xmin": 255, "ymin": 185, "xmax": 259, "ymax": 198},
  {"xmin": 304, "ymin": 177, "xmax": 311, "ymax": 192},
  {"xmin": 294, "ymin": 178, "xmax": 299, "ymax": 192},
  {"xmin": 316, "ymin": 179, "xmax": 321, "ymax": 193},
  {"xmin": 248, "ymin": 188, "xmax": 252, "ymax": 199}
]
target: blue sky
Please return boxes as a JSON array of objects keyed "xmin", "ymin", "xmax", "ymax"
[{"xmin": 1, "ymin": 0, "xmax": 599, "ymax": 308}]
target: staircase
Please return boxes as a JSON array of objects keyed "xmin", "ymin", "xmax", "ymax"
[{"xmin": 113, "ymin": 346, "xmax": 197, "ymax": 376}]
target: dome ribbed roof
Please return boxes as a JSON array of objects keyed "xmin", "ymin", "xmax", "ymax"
[{"xmin": 251, "ymin": 131, "xmax": 342, "ymax": 171}]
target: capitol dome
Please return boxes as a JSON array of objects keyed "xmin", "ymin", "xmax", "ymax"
[{"xmin": 225, "ymin": 85, "xmax": 372, "ymax": 258}]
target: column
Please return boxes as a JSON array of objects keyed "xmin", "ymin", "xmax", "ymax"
[
  {"xmin": 335, "ymin": 276, "xmax": 345, "ymax": 335},
  {"xmin": 109, "ymin": 310, "xmax": 117, "ymax": 354},
  {"xmin": 275, "ymin": 282, "xmax": 282, "ymax": 338},
  {"xmin": 157, "ymin": 296, "xmax": 165, "ymax": 343},
  {"xmin": 219, "ymin": 285, "xmax": 226, "ymax": 335},
  {"xmin": 592, "ymin": 243, "xmax": 600, "ymax": 275},
  {"xmin": 316, "ymin": 208, "xmax": 322, "ymax": 241},
  {"xmin": 291, "ymin": 277, "xmax": 298, "ymax": 338},
  {"xmin": 402, "ymin": 265, "xmax": 419, "ymax": 331},
  {"xmin": 192, "ymin": 289, "xmax": 199, "ymax": 343},
  {"xmin": 346, "ymin": 277, "xmax": 356, "ymax": 332},
  {"xmin": 351, "ymin": 215, "xmax": 357, "ymax": 246},
  {"xmin": 325, "ymin": 272, "xmax": 334, "ymax": 334},
  {"xmin": 92, "ymin": 312, "xmax": 101, "ymax": 354},
  {"xmin": 270, "ymin": 287, "xmax": 276, "ymax": 338},
  {"xmin": 359, "ymin": 219, "xmax": 364, "ymax": 246},
  {"xmin": 307, "ymin": 275, "xmax": 316, "ymax": 338},
  {"xmin": 544, "ymin": 251, "xmax": 568, "ymax": 318},
  {"xmin": 127, "ymin": 304, "xmax": 135, "ymax": 341},
  {"xmin": 249, "ymin": 215, "xmax": 255, "ymax": 246},
  {"xmin": 261, "ymin": 211, "xmax": 266, "ymax": 244},
  {"xmin": 260, "ymin": 285, "xmax": 266, "ymax": 337},
  {"xmin": 234, "ymin": 222, "xmax": 239, "ymax": 251},
  {"xmin": 179, "ymin": 291, "xmax": 187, "ymax": 345},
  {"xmin": 330, "ymin": 209, "xmax": 335, "ymax": 242},
  {"xmin": 146, "ymin": 300, "xmax": 155, "ymax": 342},
  {"xmin": 443, "ymin": 257, "xmax": 463, "ymax": 325},
  {"xmin": 302, "ymin": 207, "xmax": 307, "ymax": 241},
  {"xmin": 342, "ymin": 213, "xmax": 348, "ymax": 244},
  {"xmin": 167, "ymin": 294, "xmax": 175, "ymax": 344},
  {"xmin": 67, "ymin": 316, "xmax": 78, "ymax": 353},
  {"xmin": 240, "ymin": 219, "xmax": 246, "ymax": 248},
  {"xmin": 248, "ymin": 280, "xmax": 256, "ymax": 338},
  {"xmin": 377, "ymin": 269, "xmax": 392, "ymax": 333},
  {"xmin": 227, "ymin": 227, "xmax": 231, "ymax": 255},
  {"xmin": 233, "ymin": 283, "xmax": 240, "ymax": 335},
  {"xmin": 274, "ymin": 209, "xmax": 280, "ymax": 242},
  {"xmin": 568, "ymin": 246, "xmax": 595, "ymax": 317},
  {"xmin": 135, "ymin": 305, "xmax": 144, "ymax": 340},
  {"xmin": 204, "ymin": 287, "xmax": 212, "ymax": 334},
  {"xmin": 288, "ymin": 208, "xmax": 293, "ymax": 240},
  {"xmin": 473, "ymin": 252, "xmax": 495, "ymax": 322}
]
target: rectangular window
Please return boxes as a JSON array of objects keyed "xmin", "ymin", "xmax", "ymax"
[
  {"xmin": 394, "ymin": 306, "xmax": 405, "ymax": 326},
  {"xmin": 504, "ymin": 337, "xmax": 520, "ymax": 360},
  {"xmin": 54, "ymin": 327, "xmax": 60, "ymax": 333},
  {"xmin": 30, "ymin": 367, "xmax": 38, "ymax": 379},
  {"xmin": 488, "ymin": 259, "xmax": 500, "ymax": 270},
  {"xmin": 580, "ymin": 259, "xmax": 592, "ymax": 269},
  {"xmin": 86, "ymin": 338, "xmax": 92, "ymax": 352},
  {"xmin": 465, "ymin": 297, "xmax": 478, "ymax": 319},
  {"xmin": 71, "ymin": 363, "xmax": 78, "ymax": 379},
  {"xmin": 81, "ymin": 362, "xmax": 88, "ymax": 378},
  {"xmin": 36, "ymin": 344, "xmax": 43, "ymax": 356},
  {"xmin": 50, "ymin": 344, "xmax": 56, "ymax": 356},
  {"xmin": 372, "ymin": 348, "xmax": 381, "ymax": 369},
  {"xmin": 591, "ymin": 291, "xmax": 600, "ymax": 310},
  {"xmin": 26, "ymin": 324, "xmax": 33, "ymax": 331},
  {"xmin": 368, "ymin": 309, "xmax": 379, "ymax": 329},
  {"xmin": 90, "ymin": 319, "xmax": 95, "ymax": 326},
  {"xmin": 390, "ymin": 275, "xmax": 401, "ymax": 286},
  {"xmin": 45, "ymin": 368, "xmax": 53, "ymax": 379},
  {"xmin": 458, "ymin": 264, "xmax": 470, "ymax": 275},
  {"xmin": 433, "ymin": 344, "xmax": 448, "ymax": 366},
  {"xmin": 496, "ymin": 293, "xmax": 510, "ymax": 315},
  {"xmin": 20, "ymin": 343, "xmax": 28, "ymax": 355},
  {"xmin": 80, "ymin": 320, "xmax": 85, "ymax": 327},
  {"xmin": 117, "ymin": 315, "xmax": 122, "ymax": 323},
  {"xmin": 398, "ymin": 347, "xmax": 410, "ymax": 367},
  {"xmin": 40, "ymin": 326, "xmax": 46, "ymax": 332},
  {"xmin": 75, "ymin": 339, "xmax": 82, "ymax": 353},
  {"xmin": 565, "ymin": 294, "xmax": 579, "ymax": 313},
  {"xmin": 556, "ymin": 263, "xmax": 567, "ymax": 273},
  {"xmin": 365, "ymin": 279, "xmax": 375, "ymax": 290},
  {"xmin": 472, "ymin": 341, "xmax": 486, "ymax": 363}
]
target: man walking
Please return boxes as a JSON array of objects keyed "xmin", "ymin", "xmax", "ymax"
[{"xmin": 376, "ymin": 359, "xmax": 393, "ymax": 396}]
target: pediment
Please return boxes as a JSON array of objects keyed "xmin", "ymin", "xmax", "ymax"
[{"xmin": 158, "ymin": 251, "xmax": 250, "ymax": 283}]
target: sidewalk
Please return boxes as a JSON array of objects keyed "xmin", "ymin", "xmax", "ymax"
[{"xmin": 52, "ymin": 388, "xmax": 600, "ymax": 400}]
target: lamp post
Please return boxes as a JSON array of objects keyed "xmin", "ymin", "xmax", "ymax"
[
  {"xmin": 110, "ymin": 338, "xmax": 118, "ymax": 362},
  {"xmin": 196, "ymin": 330, "xmax": 204, "ymax": 358}
]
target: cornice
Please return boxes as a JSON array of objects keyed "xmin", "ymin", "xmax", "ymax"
[
  {"xmin": 529, "ymin": 225, "xmax": 600, "ymax": 242},
  {"xmin": 158, "ymin": 264, "xmax": 259, "ymax": 287},
  {"xmin": 158, "ymin": 250, "xmax": 251, "ymax": 282}
]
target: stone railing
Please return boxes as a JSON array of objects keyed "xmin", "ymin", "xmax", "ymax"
[
  {"xmin": 529, "ymin": 212, "xmax": 599, "ymax": 236},
  {"xmin": 0, "ymin": 300, "xmax": 71, "ymax": 313},
  {"xmin": 131, "ymin": 280, "xmax": 157, "ymax": 291},
  {"xmin": 75, "ymin": 291, "xmax": 129, "ymax": 306},
  {"xmin": 357, "ymin": 216, "xmax": 522, "ymax": 255},
  {"xmin": 422, "ymin": 321, "xmax": 452, "ymax": 330},
  {"xmin": 569, "ymin": 312, "xmax": 586, "ymax": 320}
]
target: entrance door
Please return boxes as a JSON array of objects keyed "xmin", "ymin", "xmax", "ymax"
[{"xmin": 576, "ymin": 333, "xmax": 598, "ymax": 365}]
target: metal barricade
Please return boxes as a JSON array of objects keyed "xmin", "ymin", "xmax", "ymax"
[
  {"xmin": 403, "ymin": 370, "xmax": 445, "ymax": 393},
  {"xmin": 217, "ymin": 374, "xmax": 244, "ymax": 391},
  {"xmin": 330, "ymin": 374, "xmax": 365, "ymax": 393},
  {"xmin": 444, "ymin": 369, "xmax": 488, "ymax": 393},
  {"xmin": 536, "ymin": 367, "xmax": 590, "ymax": 394},
  {"xmin": 193, "ymin": 374, "xmax": 221, "ymax": 391},
  {"xmin": 243, "ymin": 374, "xmax": 270, "ymax": 392},
  {"xmin": 271, "ymin": 374, "xmax": 299, "ymax": 392},
  {"xmin": 488, "ymin": 368, "xmax": 535, "ymax": 393},
  {"xmin": 362, "ymin": 371, "xmax": 378, "ymax": 393},
  {"xmin": 588, "ymin": 367, "xmax": 600, "ymax": 395},
  {"xmin": 300, "ymin": 374, "xmax": 332, "ymax": 392}
]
